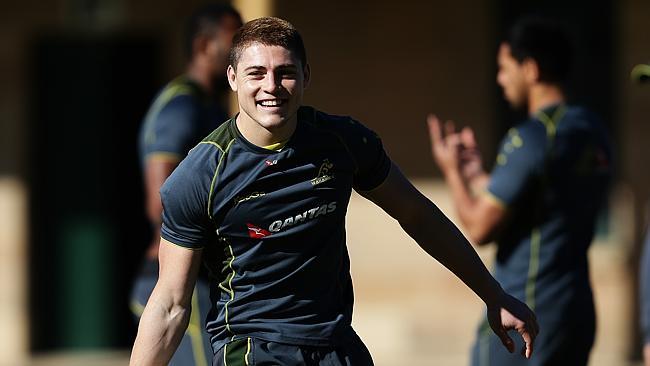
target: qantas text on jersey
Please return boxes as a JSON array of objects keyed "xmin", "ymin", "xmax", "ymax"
[{"xmin": 267, "ymin": 201, "xmax": 338, "ymax": 233}]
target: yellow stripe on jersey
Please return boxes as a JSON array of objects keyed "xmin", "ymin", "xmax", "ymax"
[
  {"xmin": 263, "ymin": 139, "xmax": 289, "ymax": 151},
  {"xmin": 129, "ymin": 300, "xmax": 145, "ymax": 317},
  {"xmin": 536, "ymin": 104, "xmax": 567, "ymax": 140},
  {"xmin": 224, "ymin": 244, "xmax": 237, "ymax": 335},
  {"xmin": 208, "ymin": 139, "xmax": 236, "ymax": 221},
  {"xmin": 526, "ymin": 228, "xmax": 541, "ymax": 310},
  {"xmin": 143, "ymin": 78, "xmax": 195, "ymax": 146},
  {"xmin": 245, "ymin": 337, "xmax": 252, "ymax": 365},
  {"xmin": 161, "ymin": 237, "xmax": 204, "ymax": 251},
  {"xmin": 187, "ymin": 288, "xmax": 208, "ymax": 366}
]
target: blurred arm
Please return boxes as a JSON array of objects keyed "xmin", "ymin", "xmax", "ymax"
[
  {"xmin": 130, "ymin": 238, "xmax": 202, "ymax": 365},
  {"xmin": 427, "ymin": 115, "xmax": 507, "ymax": 245},
  {"xmin": 443, "ymin": 167, "xmax": 507, "ymax": 245},
  {"xmin": 143, "ymin": 157, "xmax": 180, "ymax": 258},
  {"xmin": 641, "ymin": 234, "xmax": 650, "ymax": 366}
]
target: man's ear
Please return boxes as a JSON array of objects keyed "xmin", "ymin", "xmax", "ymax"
[
  {"xmin": 227, "ymin": 65, "xmax": 237, "ymax": 91},
  {"xmin": 303, "ymin": 63, "xmax": 311, "ymax": 89},
  {"xmin": 522, "ymin": 58, "xmax": 540, "ymax": 84}
]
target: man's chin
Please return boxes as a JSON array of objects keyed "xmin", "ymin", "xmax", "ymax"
[
  {"xmin": 259, "ymin": 109, "xmax": 299, "ymax": 128},
  {"xmin": 256, "ymin": 116, "xmax": 288, "ymax": 130},
  {"xmin": 506, "ymin": 97, "xmax": 527, "ymax": 111}
]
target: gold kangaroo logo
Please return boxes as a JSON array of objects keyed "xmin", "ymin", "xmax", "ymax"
[
  {"xmin": 311, "ymin": 159, "xmax": 335, "ymax": 186},
  {"xmin": 317, "ymin": 159, "xmax": 334, "ymax": 177}
]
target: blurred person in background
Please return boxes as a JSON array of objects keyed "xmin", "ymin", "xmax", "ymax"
[
  {"xmin": 130, "ymin": 17, "xmax": 539, "ymax": 366},
  {"xmin": 642, "ymin": 210, "xmax": 650, "ymax": 366},
  {"xmin": 632, "ymin": 62, "xmax": 650, "ymax": 366},
  {"xmin": 428, "ymin": 16, "xmax": 611, "ymax": 366},
  {"xmin": 132, "ymin": 4, "xmax": 242, "ymax": 365}
]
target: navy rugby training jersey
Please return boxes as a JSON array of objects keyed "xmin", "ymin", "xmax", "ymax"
[
  {"xmin": 160, "ymin": 106, "xmax": 391, "ymax": 351},
  {"xmin": 138, "ymin": 75, "xmax": 228, "ymax": 165},
  {"xmin": 486, "ymin": 104, "xmax": 611, "ymax": 320},
  {"xmin": 641, "ymin": 231, "xmax": 650, "ymax": 344}
]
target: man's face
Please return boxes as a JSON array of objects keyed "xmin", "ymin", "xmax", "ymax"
[
  {"xmin": 227, "ymin": 43, "xmax": 309, "ymax": 132},
  {"xmin": 497, "ymin": 43, "xmax": 529, "ymax": 109},
  {"xmin": 206, "ymin": 15, "xmax": 242, "ymax": 81}
]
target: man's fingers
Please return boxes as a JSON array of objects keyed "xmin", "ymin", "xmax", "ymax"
[
  {"xmin": 460, "ymin": 126, "xmax": 477, "ymax": 149},
  {"xmin": 493, "ymin": 293, "xmax": 538, "ymax": 359},
  {"xmin": 531, "ymin": 318, "xmax": 539, "ymax": 338},
  {"xmin": 495, "ymin": 327, "xmax": 515, "ymax": 353},
  {"xmin": 524, "ymin": 311, "xmax": 539, "ymax": 337},
  {"xmin": 519, "ymin": 326, "xmax": 534, "ymax": 359},
  {"xmin": 427, "ymin": 114, "xmax": 443, "ymax": 146},
  {"xmin": 444, "ymin": 120, "xmax": 456, "ymax": 137}
]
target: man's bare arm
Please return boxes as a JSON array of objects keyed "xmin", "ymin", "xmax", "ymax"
[
  {"xmin": 130, "ymin": 238, "xmax": 202, "ymax": 365},
  {"xmin": 361, "ymin": 162, "xmax": 538, "ymax": 358}
]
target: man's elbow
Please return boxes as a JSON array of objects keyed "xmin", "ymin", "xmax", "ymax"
[
  {"xmin": 148, "ymin": 285, "xmax": 193, "ymax": 328},
  {"xmin": 466, "ymin": 226, "xmax": 495, "ymax": 246},
  {"xmin": 168, "ymin": 303, "xmax": 192, "ymax": 326}
]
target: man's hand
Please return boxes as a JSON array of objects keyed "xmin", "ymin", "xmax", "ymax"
[
  {"xmin": 427, "ymin": 114, "xmax": 463, "ymax": 175},
  {"xmin": 428, "ymin": 114, "xmax": 486, "ymax": 179},
  {"xmin": 487, "ymin": 291, "xmax": 539, "ymax": 359},
  {"xmin": 458, "ymin": 127, "xmax": 486, "ymax": 181}
]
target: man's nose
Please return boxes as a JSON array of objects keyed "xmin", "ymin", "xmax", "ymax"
[{"xmin": 262, "ymin": 72, "xmax": 282, "ymax": 92}]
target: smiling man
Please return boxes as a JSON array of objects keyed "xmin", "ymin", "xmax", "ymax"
[{"xmin": 130, "ymin": 17, "xmax": 538, "ymax": 366}]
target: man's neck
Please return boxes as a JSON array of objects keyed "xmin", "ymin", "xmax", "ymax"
[
  {"xmin": 235, "ymin": 112, "xmax": 298, "ymax": 148},
  {"xmin": 185, "ymin": 62, "xmax": 213, "ymax": 95},
  {"xmin": 528, "ymin": 83, "xmax": 565, "ymax": 114}
]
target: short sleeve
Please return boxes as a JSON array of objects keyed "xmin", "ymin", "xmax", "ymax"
[
  {"xmin": 487, "ymin": 124, "xmax": 545, "ymax": 206},
  {"xmin": 142, "ymin": 95, "xmax": 200, "ymax": 160},
  {"xmin": 345, "ymin": 119, "xmax": 391, "ymax": 191},
  {"xmin": 160, "ymin": 143, "xmax": 219, "ymax": 248}
]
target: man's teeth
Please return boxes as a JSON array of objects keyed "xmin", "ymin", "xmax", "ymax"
[{"xmin": 259, "ymin": 100, "xmax": 283, "ymax": 107}]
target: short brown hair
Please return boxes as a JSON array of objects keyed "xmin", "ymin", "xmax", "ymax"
[{"xmin": 229, "ymin": 17, "xmax": 307, "ymax": 69}]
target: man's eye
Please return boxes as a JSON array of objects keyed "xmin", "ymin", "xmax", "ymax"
[{"xmin": 281, "ymin": 72, "xmax": 297, "ymax": 79}]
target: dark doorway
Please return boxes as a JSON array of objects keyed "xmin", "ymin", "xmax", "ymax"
[{"xmin": 29, "ymin": 35, "xmax": 160, "ymax": 351}]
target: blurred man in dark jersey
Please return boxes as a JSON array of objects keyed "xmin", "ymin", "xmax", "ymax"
[
  {"xmin": 632, "ymin": 62, "xmax": 650, "ymax": 366},
  {"xmin": 132, "ymin": 4, "xmax": 241, "ymax": 366},
  {"xmin": 429, "ymin": 17, "xmax": 611, "ymax": 366}
]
